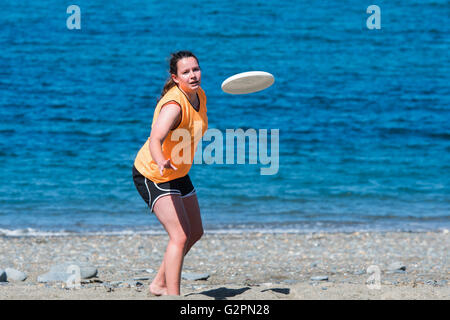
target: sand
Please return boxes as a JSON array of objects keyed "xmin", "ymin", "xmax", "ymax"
[{"xmin": 0, "ymin": 231, "xmax": 448, "ymax": 300}]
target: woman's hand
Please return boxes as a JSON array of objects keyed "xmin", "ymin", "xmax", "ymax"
[{"xmin": 157, "ymin": 159, "xmax": 178, "ymax": 176}]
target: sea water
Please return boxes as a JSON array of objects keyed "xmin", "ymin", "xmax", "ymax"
[{"xmin": 0, "ymin": 0, "xmax": 449, "ymax": 235}]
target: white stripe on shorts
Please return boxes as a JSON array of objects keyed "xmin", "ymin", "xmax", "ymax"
[{"xmin": 144, "ymin": 178, "xmax": 152, "ymax": 207}]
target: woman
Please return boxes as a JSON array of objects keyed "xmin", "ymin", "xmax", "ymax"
[{"xmin": 132, "ymin": 51, "xmax": 208, "ymax": 296}]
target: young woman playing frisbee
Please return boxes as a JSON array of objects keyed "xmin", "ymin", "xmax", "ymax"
[{"xmin": 132, "ymin": 51, "xmax": 208, "ymax": 296}]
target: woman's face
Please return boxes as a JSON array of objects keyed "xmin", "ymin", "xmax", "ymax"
[{"xmin": 172, "ymin": 57, "xmax": 201, "ymax": 94}]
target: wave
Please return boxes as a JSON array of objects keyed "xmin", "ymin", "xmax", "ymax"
[
  {"xmin": 0, "ymin": 228, "xmax": 73, "ymax": 237},
  {"xmin": 1, "ymin": 222, "xmax": 448, "ymax": 238},
  {"xmin": 0, "ymin": 227, "xmax": 165, "ymax": 237}
]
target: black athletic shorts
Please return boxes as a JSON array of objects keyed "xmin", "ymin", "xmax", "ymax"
[{"xmin": 132, "ymin": 165, "xmax": 196, "ymax": 213}]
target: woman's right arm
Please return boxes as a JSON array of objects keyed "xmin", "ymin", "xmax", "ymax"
[{"xmin": 148, "ymin": 103, "xmax": 181, "ymax": 176}]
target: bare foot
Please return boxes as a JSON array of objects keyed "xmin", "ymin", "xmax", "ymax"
[{"xmin": 149, "ymin": 283, "xmax": 167, "ymax": 296}]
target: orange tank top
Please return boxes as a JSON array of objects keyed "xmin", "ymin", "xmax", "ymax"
[{"xmin": 133, "ymin": 85, "xmax": 208, "ymax": 183}]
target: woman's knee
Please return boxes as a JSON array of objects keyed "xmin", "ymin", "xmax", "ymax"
[{"xmin": 169, "ymin": 230, "xmax": 190, "ymax": 248}]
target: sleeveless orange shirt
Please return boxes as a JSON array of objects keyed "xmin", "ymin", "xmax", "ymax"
[{"xmin": 133, "ymin": 85, "xmax": 208, "ymax": 183}]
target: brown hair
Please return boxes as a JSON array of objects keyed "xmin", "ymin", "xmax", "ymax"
[{"xmin": 159, "ymin": 51, "xmax": 199, "ymax": 100}]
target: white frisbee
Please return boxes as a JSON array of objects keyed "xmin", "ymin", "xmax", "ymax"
[{"xmin": 221, "ymin": 71, "xmax": 275, "ymax": 95}]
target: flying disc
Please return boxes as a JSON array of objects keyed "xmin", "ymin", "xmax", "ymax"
[{"xmin": 221, "ymin": 71, "xmax": 275, "ymax": 94}]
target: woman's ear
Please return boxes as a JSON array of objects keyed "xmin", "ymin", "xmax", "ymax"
[{"xmin": 171, "ymin": 73, "xmax": 179, "ymax": 84}]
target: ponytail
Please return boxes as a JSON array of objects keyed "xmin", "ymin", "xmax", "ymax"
[{"xmin": 160, "ymin": 77, "xmax": 177, "ymax": 99}]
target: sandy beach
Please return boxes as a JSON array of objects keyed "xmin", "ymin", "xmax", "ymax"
[{"xmin": 0, "ymin": 231, "xmax": 448, "ymax": 300}]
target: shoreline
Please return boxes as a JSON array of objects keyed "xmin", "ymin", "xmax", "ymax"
[
  {"xmin": 1, "ymin": 225, "xmax": 449, "ymax": 238},
  {"xmin": 0, "ymin": 230, "xmax": 448, "ymax": 299}
]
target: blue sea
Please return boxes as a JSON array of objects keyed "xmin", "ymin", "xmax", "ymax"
[{"xmin": 0, "ymin": 0, "xmax": 449, "ymax": 236}]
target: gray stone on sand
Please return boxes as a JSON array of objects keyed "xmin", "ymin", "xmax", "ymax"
[
  {"xmin": 182, "ymin": 272, "xmax": 210, "ymax": 281},
  {"xmin": 0, "ymin": 270, "xmax": 6, "ymax": 282},
  {"xmin": 386, "ymin": 262, "xmax": 406, "ymax": 272},
  {"xmin": 425, "ymin": 280, "xmax": 438, "ymax": 287},
  {"xmin": 310, "ymin": 275, "xmax": 328, "ymax": 281},
  {"xmin": 5, "ymin": 268, "xmax": 27, "ymax": 281},
  {"xmin": 37, "ymin": 271, "xmax": 72, "ymax": 283},
  {"xmin": 49, "ymin": 262, "xmax": 98, "ymax": 279},
  {"xmin": 37, "ymin": 262, "xmax": 98, "ymax": 283}
]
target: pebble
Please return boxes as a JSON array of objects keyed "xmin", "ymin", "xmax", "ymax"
[
  {"xmin": 425, "ymin": 280, "xmax": 440, "ymax": 287},
  {"xmin": 310, "ymin": 276, "xmax": 328, "ymax": 281},
  {"xmin": 0, "ymin": 270, "xmax": 6, "ymax": 282},
  {"xmin": 49, "ymin": 262, "xmax": 98, "ymax": 279},
  {"xmin": 37, "ymin": 262, "xmax": 98, "ymax": 283},
  {"xmin": 37, "ymin": 272, "xmax": 72, "ymax": 283},
  {"xmin": 386, "ymin": 262, "xmax": 406, "ymax": 272},
  {"xmin": 182, "ymin": 272, "xmax": 210, "ymax": 281},
  {"xmin": 5, "ymin": 268, "xmax": 27, "ymax": 281}
]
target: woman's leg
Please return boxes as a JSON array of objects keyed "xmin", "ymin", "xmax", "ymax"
[
  {"xmin": 151, "ymin": 194, "xmax": 190, "ymax": 296},
  {"xmin": 150, "ymin": 193, "xmax": 203, "ymax": 295},
  {"xmin": 182, "ymin": 193, "xmax": 204, "ymax": 247}
]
